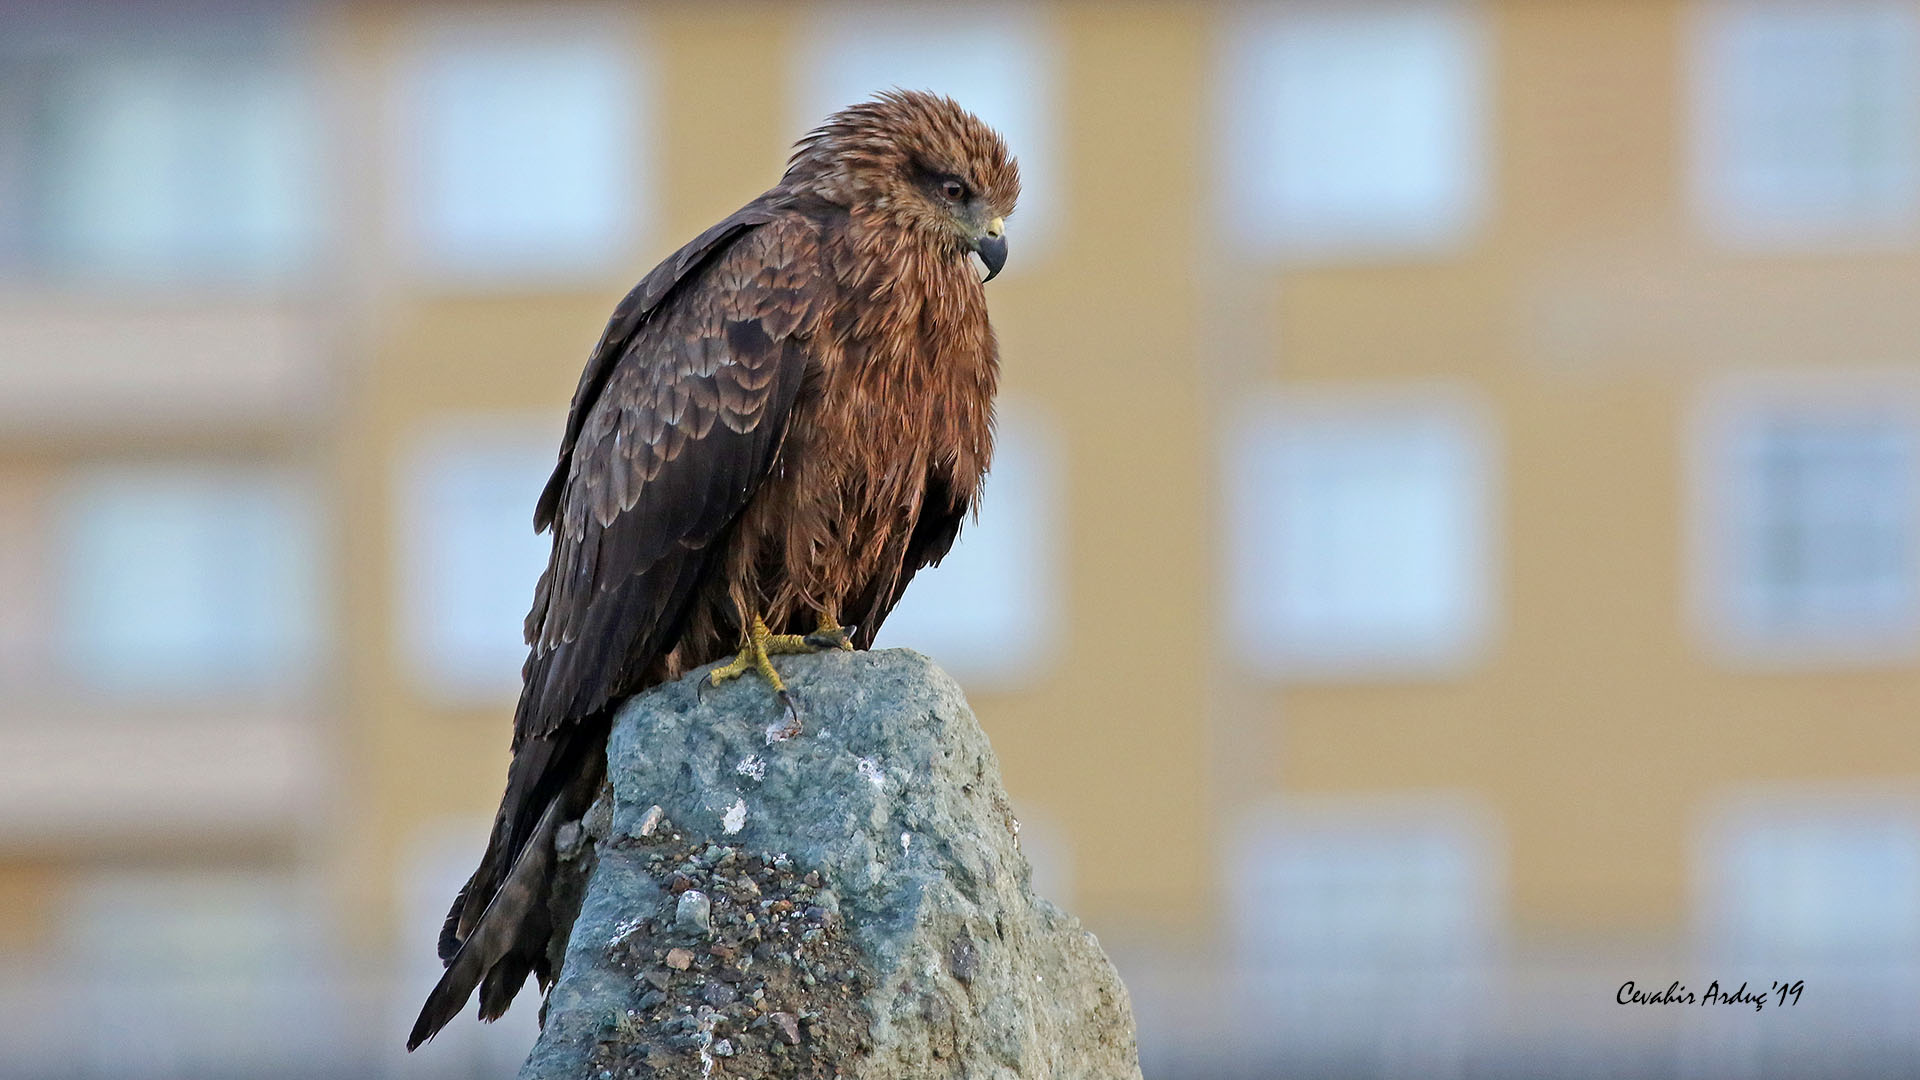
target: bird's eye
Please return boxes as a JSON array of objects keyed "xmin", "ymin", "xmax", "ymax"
[{"xmin": 941, "ymin": 179, "xmax": 967, "ymax": 201}]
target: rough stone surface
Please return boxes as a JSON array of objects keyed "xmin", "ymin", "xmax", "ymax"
[{"xmin": 520, "ymin": 648, "xmax": 1142, "ymax": 1080}]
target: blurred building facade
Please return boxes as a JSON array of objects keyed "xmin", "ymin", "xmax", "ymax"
[{"xmin": 2, "ymin": 1, "xmax": 1919, "ymax": 1077}]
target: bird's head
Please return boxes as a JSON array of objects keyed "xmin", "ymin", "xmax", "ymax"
[{"xmin": 786, "ymin": 90, "xmax": 1021, "ymax": 282}]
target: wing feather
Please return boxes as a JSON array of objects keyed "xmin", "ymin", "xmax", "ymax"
[
  {"xmin": 533, "ymin": 207, "xmax": 784, "ymax": 532},
  {"xmin": 416, "ymin": 207, "xmax": 834, "ymax": 1050},
  {"xmin": 518, "ymin": 215, "xmax": 825, "ymax": 742}
]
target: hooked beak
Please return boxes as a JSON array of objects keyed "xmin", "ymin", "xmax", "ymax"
[{"xmin": 971, "ymin": 217, "xmax": 1007, "ymax": 282}]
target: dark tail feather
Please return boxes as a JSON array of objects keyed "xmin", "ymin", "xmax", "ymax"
[
  {"xmin": 440, "ymin": 736, "xmax": 564, "ymax": 964},
  {"xmin": 409, "ymin": 722, "xmax": 608, "ymax": 1052},
  {"xmin": 479, "ymin": 952, "xmax": 540, "ymax": 1022},
  {"xmin": 477, "ymin": 842, "xmax": 557, "ymax": 1021},
  {"xmin": 407, "ymin": 795, "xmax": 565, "ymax": 1051},
  {"xmin": 437, "ymin": 873, "xmax": 475, "ymax": 964}
]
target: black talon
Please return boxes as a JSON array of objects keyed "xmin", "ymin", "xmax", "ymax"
[
  {"xmin": 775, "ymin": 689, "xmax": 803, "ymax": 738},
  {"xmin": 804, "ymin": 625, "xmax": 853, "ymax": 650}
]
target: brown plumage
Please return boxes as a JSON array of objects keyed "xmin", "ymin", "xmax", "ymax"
[{"xmin": 408, "ymin": 91, "xmax": 1019, "ymax": 1050}]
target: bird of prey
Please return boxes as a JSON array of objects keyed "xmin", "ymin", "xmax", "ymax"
[{"xmin": 408, "ymin": 91, "xmax": 1018, "ymax": 1049}]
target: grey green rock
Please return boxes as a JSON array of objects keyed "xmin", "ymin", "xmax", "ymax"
[{"xmin": 520, "ymin": 648, "xmax": 1142, "ymax": 1080}]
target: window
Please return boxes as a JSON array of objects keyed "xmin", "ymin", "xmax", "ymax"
[
  {"xmin": 1225, "ymin": 388, "xmax": 1496, "ymax": 677},
  {"xmin": 56, "ymin": 870, "xmax": 345, "ymax": 1076},
  {"xmin": 793, "ymin": 7, "xmax": 1057, "ymax": 253},
  {"xmin": 53, "ymin": 464, "xmax": 322, "ymax": 695},
  {"xmin": 1229, "ymin": 798, "xmax": 1499, "ymax": 1064},
  {"xmin": 1691, "ymin": 2, "xmax": 1920, "ymax": 245},
  {"xmin": 1693, "ymin": 797, "xmax": 1920, "ymax": 1063},
  {"xmin": 397, "ymin": 418, "xmax": 557, "ymax": 703},
  {"xmin": 1220, "ymin": 3, "xmax": 1490, "ymax": 259},
  {"xmin": 1233, "ymin": 802, "xmax": 1500, "ymax": 970},
  {"xmin": 1695, "ymin": 390, "xmax": 1920, "ymax": 663},
  {"xmin": 1702, "ymin": 804, "xmax": 1920, "ymax": 964},
  {"xmin": 0, "ymin": 24, "xmax": 318, "ymax": 281},
  {"xmin": 397, "ymin": 14, "xmax": 645, "ymax": 279},
  {"xmin": 872, "ymin": 404, "xmax": 1063, "ymax": 689}
]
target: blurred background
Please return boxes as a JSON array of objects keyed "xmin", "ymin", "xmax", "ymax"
[{"xmin": 2, "ymin": 0, "xmax": 1919, "ymax": 1077}]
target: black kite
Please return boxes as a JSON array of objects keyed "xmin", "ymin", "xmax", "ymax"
[{"xmin": 409, "ymin": 90, "xmax": 1019, "ymax": 1049}]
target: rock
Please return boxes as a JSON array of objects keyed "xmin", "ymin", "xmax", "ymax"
[
  {"xmin": 637, "ymin": 804, "xmax": 666, "ymax": 837},
  {"xmin": 772, "ymin": 1011, "xmax": 803, "ymax": 1046},
  {"xmin": 519, "ymin": 648, "xmax": 1142, "ymax": 1080},
  {"xmin": 675, "ymin": 889, "xmax": 712, "ymax": 936},
  {"xmin": 947, "ymin": 933, "xmax": 980, "ymax": 984}
]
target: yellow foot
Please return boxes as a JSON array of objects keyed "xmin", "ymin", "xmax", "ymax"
[
  {"xmin": 803, "ymin": 610, "xmax": 856, "ymax": 652},
  {"xmin": 707, "ymin": 615, "xmax": 851, "ymax": 738},
  {"xmin": 705, "ymin": 613, "xmax": 857, "ymax": 736}
]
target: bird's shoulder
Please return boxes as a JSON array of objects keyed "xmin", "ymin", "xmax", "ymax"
[
  {"xmin": 645, "ymin": 202, "xmax": 842, "ymax": 344},
  {"xmin": 535, "ymin": 195, "xmax": 844, "ymax": 532},
  {"xmin": 577, "ymin": 206, "xmax": 840, "ymax": 442}
]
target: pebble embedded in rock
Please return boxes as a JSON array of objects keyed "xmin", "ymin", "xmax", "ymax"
[
  {"xmin": 638, "ymin": 805, "xmax": 666, "ymax": 837},
  {"xmin": 676, "ymin": 889, "xmax": 712, "ymax": 935},
  {"xmin": 947, "ymin": 933, "xmax": 979, "ymax": 984},
  {"xmin": 771, "ymin": 1011, "xmax": 802, "ymax": 1045},
  {"xmin": 702, "ymin": 982, "xmax": 739, "ymax": 1007}
]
